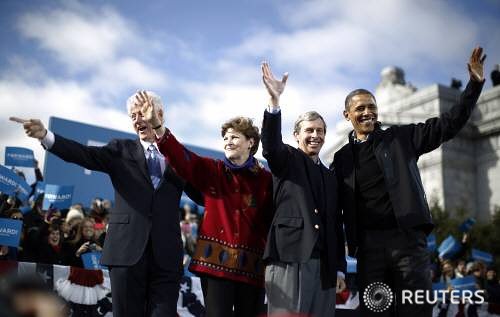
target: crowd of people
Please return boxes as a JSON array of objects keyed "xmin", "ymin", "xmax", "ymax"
[{"xmin": 0, "ymin": 168, "xmax": 109, "ymax": 268}]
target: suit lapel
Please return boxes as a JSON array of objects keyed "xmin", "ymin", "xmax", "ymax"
[{"xmin": 130, "ymin": 139, "xmax": 153, "ymax": 186}]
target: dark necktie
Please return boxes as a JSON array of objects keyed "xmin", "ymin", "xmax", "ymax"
[{"xmin": 147, "ymin": 145, "xmax": 162, "ymax": 189}]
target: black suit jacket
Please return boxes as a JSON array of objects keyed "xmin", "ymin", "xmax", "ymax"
[
  {"xmin": 261, "ymin": 111, "xmax": 346, "ymax": 287},
  {"xmin": 49, "ymin": 134, "xmax": 191, "ymax": 272}
]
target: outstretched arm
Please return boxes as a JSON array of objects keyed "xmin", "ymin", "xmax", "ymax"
[
  {"xmin": 9, "ymin": 117, "xmax": 114, "ymax": 173},
  {"xmin": 409, "ymin": 47, "xmax": 486, "ymax": 156}
]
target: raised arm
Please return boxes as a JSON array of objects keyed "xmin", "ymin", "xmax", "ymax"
[
  {"xmin": 9, "ymin": 117, "xmax": 114, "ymax": 173},
  {"xmin": 260, "ymin": 62, "xmax": 293, "ymax": 176},
  {"xmin": 138, "ymin": 91, "xmax": 218, "ymax": 192},
  {"xmin": 408, "ymin": 47, "xmax": 486, "ymax": 156}
]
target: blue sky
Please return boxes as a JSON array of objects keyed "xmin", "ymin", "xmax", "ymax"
[{"xmin": 1, "ymin": 0, "xmax": 499, "ymax": 168}]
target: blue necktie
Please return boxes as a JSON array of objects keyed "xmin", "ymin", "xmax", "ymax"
[{"xmin": 147, "ymin": 145, "xmax": 162, "ymax": 189}]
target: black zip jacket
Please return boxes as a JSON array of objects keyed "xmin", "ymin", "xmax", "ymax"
[{"xmin": 331, "ymin": 79, "xmax": 484, "ymax": 257}]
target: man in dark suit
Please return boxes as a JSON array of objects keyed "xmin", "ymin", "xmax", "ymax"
[
  {"xmin": 260, "ymin": 62, "xmax": 346, "ymax": 317},
  {"xmin": 11, "ymin": 91, "xmax": 200, "ymax": 317},
  {"xmin": 332, "ymin": 47, "xmax": 486, "ymax": 316}
]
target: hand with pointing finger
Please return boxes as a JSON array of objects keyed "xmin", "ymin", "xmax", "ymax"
[{"xmin": 10, "ymin": 117, "xmax": 47, "ymax": 140}]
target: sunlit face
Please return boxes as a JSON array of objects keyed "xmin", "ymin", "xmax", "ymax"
[
  {"xmin": 223, "ymin": 128, "xmax": 254, "ymax": 165},
  {"xmin": 82, "ymin": 220, "xmax": 95, "ymax": 240},
  {"xmin": 294, "ymin": 118, "xmax": 325, "ymax": 159},
  {"xmin": 129, "ymin": 104, "xmax": 163, "ymax": 142},
  {"xmin": 344, "ymin": 94, "xmax": 378, "ymax": 140},
  {"xmin": 48, "ymin": 230, "xmax": 60, "ymax": 247}
]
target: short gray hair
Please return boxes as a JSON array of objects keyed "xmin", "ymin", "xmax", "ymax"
[
  {"xmin": 293, "ymin": 111, "xmax": 327, "ymax": 135},
  {"xmin": 126, "ymin": 91, "xmax": 164, "ymax": 115}
]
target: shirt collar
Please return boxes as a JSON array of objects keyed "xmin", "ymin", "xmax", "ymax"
[
  {"xmin": 139, "ymin": 139, "xmax": 161, "ymax": 155},
  {"xmin": 351, "ymin": 131, "xmax": 371, "ymax": 144}
]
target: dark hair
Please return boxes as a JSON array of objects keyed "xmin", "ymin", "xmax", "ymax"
[
  {"xmin": 345, "ymin": 89, "xmax": 376, "ymax": 110},
  {"xmin": 221, "ymin": 117, "xmax": 260, "ymax": 156}
]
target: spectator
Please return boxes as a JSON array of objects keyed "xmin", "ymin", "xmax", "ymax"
[
  {"xmin": 89, "ymin": 197, "xmax": 108, "ymax": 224},
  {"xmin": 70, "ymin": 218, "xmax": 102, "ymax": 267},
  {"xmin": 440, "ymin": 259, "xmax": 456, "ymax": 284},
  {"xmin": 455, "ymin": 259, "xmax": 467, "ymax": 278},
  {"xmin": 37, "ymin": 223, "xmax": 71, "ymax": 265}
]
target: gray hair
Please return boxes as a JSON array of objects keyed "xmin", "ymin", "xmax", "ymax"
[
  {"xmin": 126, "ymin": 90, "xmax": 164, "ymax": 115},
  {"xmin": 293, "ymin": 111, "xmax": 327, "ymax": 135}
]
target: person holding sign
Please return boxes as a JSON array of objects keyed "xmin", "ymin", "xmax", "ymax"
[
  {"xmin": 10, "ymin": 92, "xmax": 202, "ymax": 317},
  {"xmin": 332, "ymin": 47, "xmax": 486, "ymax": 316},
  {"xmin": 138, "ymin": 91, "xmax": 273, "ymax": 317}
]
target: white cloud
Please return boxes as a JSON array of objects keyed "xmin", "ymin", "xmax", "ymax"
[
  {"xmin": 227, "ymin": 0, "xmax": 480, "ymax": 82},
  {"xmin": 17, "ymin": 5, "xmax": 133, "ymax": 70}
]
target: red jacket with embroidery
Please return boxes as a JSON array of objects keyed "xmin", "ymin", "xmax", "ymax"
[{"xmin": 157, "ymin": 130, "xmax": 273, "ymax": 287}]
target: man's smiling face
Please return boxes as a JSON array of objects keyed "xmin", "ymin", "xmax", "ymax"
[{"xmin": 344, "ymin": 93, "xmax": 378, "ymax": 140}]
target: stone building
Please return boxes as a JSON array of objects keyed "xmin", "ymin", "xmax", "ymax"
[{"xmin": 324, "ymin": 67, "xmax": 500, "ymax": 221}]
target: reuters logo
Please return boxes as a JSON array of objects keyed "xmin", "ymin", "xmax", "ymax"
[{"xmin": 363, "ymin": 282, "xmax": 393, "ymax": 312}]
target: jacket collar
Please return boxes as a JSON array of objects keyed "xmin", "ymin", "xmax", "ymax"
[{"xmin": 347, "ymin": 122, "xmax": 382, "ymax": 145}]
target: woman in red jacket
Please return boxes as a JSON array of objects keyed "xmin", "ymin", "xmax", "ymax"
[{"xmin": 137, "ymin": 91, "xmax": 273, "ymax": 317}]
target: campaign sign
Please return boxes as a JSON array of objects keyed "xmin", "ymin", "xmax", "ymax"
[
  {"xmin": 0, "ymin": 218, "xmax": 23, "ymax": 247},
  {"xmin": 471, "ymin": 248, "xmax": 493, "ymax": 264},
  {"xmin": 34, "ymin": 181, "xmax": 45, "ymax": 198},
  {"xmin": 450, "ymin": 276, "xmax": 477, "ymax": 292},
  {"xmin": 81, "ymin": 252, "xmax": 105, "ymax": 270},
  {"xmin": 42, "ymin": 184, "xmax": 74, "ymax": 210},
  {"xmin": 5, "ymin": 147, "xmax": 35, "ymax": 168},
  {"xmin": 438, "ymin": 235, "xmax": 461, "ymax": 259},
  {"xmin": 427, "ymin": 233, "xmax": 437, "ymax": 252},
  {"xmin": 432, "ymin": 282, "xmax": 446, "ymax": 300},
  {"xmin": 19, "ymin": 206, "xmax": 32, "ymax": 215},
  {"xmin": 0, "ymin": 164, "xmax": 31, "ymax": 202},
  {"xmin": 459, "ymin": 218, "xmax": 476, "ymax": 232},
  {"xmin": 346, "ymin": 256, "xmax": 357, "ymax": 273}
]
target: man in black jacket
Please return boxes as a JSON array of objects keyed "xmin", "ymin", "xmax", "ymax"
[
  {"xmin": 11, "ymin": 91, "xmax": 202, "ymax": 317},
  {"xmin": 332, "ymin": 47, "xmax": 486, "ymax": 316},
  {"xmin": 261, "ymin": 62, "xmax": 346, "ymax": 317}
]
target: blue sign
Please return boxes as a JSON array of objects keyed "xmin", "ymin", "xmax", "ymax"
[
  {"xmin": 81, "ymin": 251, "xmax": 105, "ymax": 270},
  {"xmin": 471, "ymin": 248, "xmax": 494, "ymax": 264},
  {"xmin": 438, "ymin": 235, "xmax": 461, "ymax": 259},
  {"xmin": 346, "ymin": 255, "xmax": 357, "ymax": 273},
  {"xmin": 450, "ymin": 276, "xmax": 477, "ymax": 291},
  {"xmin": 5, "ymin": 147, "xmax": 35, "ymax": 168},
  {"xmin": 44, "ymin": 117, "xmax": 226, "ymax": 207},
  {"xmin": 34, "ymin": 181, "xmax": 45, "ymax": 198},
  {"xmin": 0, "ymin": 218, "xmax": 23, "ymax": 247},
  {"xmin": 0, "ymin": 164, "xmax": 31, "ymax": 202},
  {"xmin": 42, "ymin": 184, "xmax": 74, "ymax": 210},
  {"xmin": 459, "ymin": 218, "xmax": 476, "ymax": 232},
  {"xmin": 427, "ymin": 233, "xmax": 437, "ymax": 252},
  {"xmin": 19, "ymin": 206, "xmax": 32, "ymax": 214}
]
